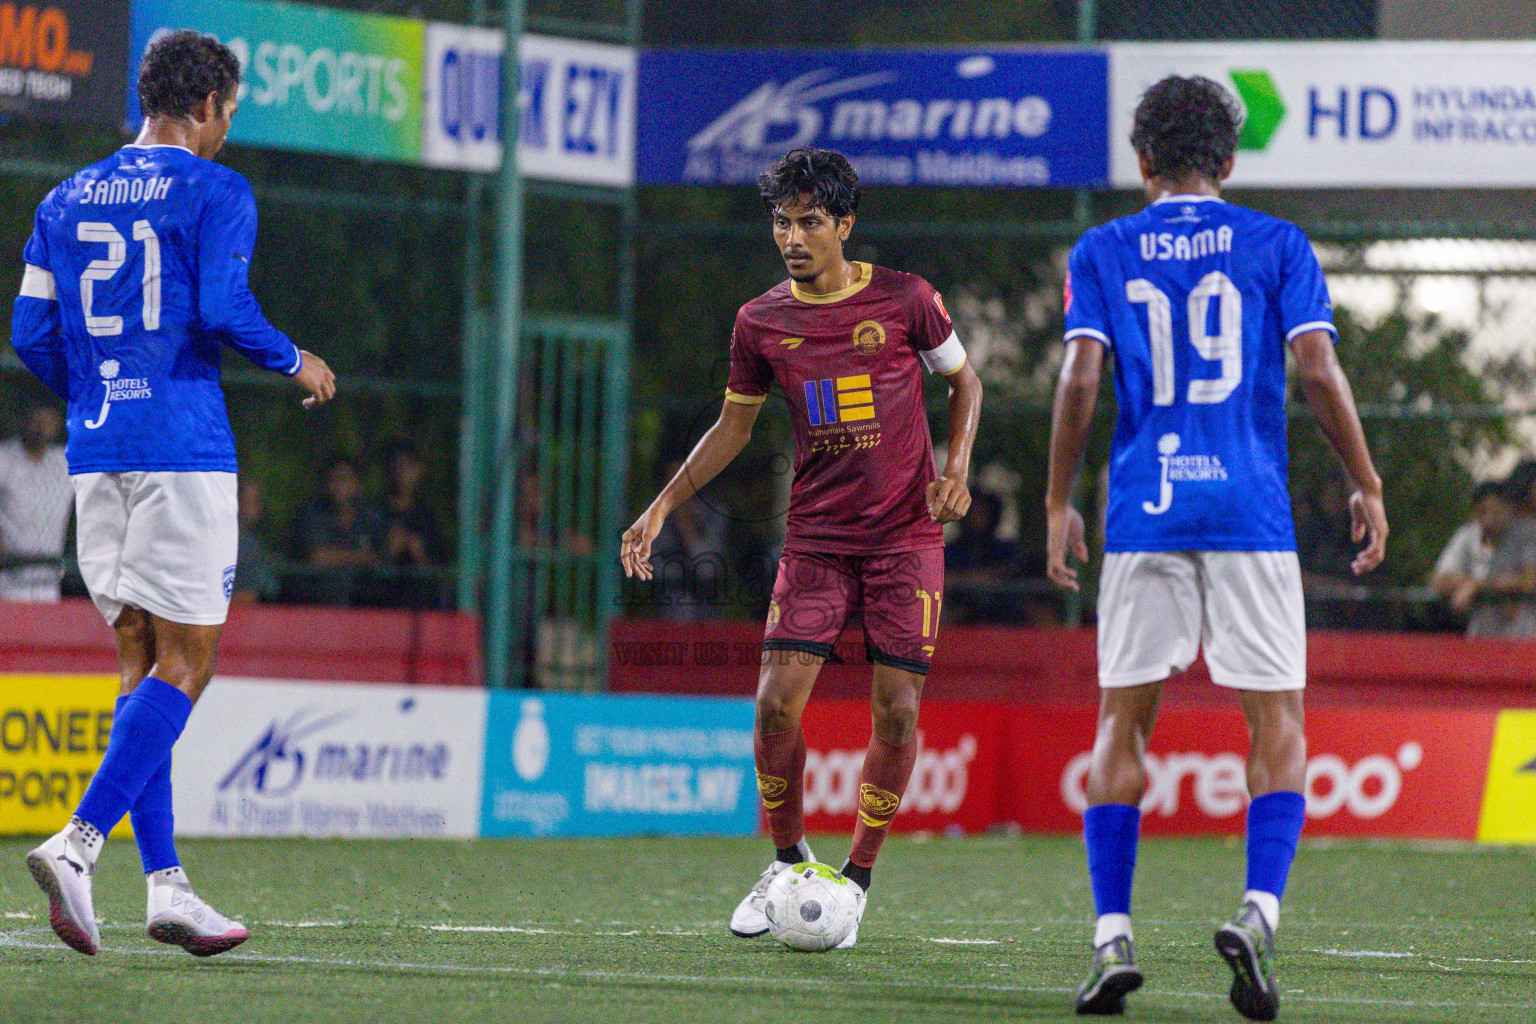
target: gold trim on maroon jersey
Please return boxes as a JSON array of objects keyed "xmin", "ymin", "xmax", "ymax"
[
  {"xmin": 790, "ymin": 261, "xmax": 873, "ymax": 305},
  {"xmin": 724, "ymin": 388, "xmax": 767, "ymax": 405}
]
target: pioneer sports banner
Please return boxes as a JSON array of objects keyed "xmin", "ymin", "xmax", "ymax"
[
  {"xmin": 0, "ymin": 674, "xmax": 130, "ymax": 837},
  {"xmin": 637, "ymin": 47, "xmax": 1109, "ymax": 188},
  {"xmin": 798, "ymin": 700, "xmax": 1003, "ymax": 835},
  {"xmin": 0, "ymin": 0, "xmax": 129, "ymax": 125},
  {"xmin": 1110, "ymin": 41, "xmax": 1536, "ymax": 187},
  {"xmin": 479, "ymin": 691, "xmax": 757, "ymax": 838},
  {"xmin": 1003, "ymin": 705, "xmax": 1499, "ymax": 840},
  {"xmin": 172, "ymin": 678, "xmax": 486, "ymax": 838},
  {"xmin": 128, "ymin": 0, "xmax": 425, "ymax": 163}
]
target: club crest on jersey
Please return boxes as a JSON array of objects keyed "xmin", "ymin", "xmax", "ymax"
[
  {"xmin": 851, "ymin": 319, "xmax": 886, "ymax": 355},
  {"xmin": 84, "ymin": 359, "xmax": 152, "ymax": 430},
  {"xmin": 1143, "ymin": 433, "xmax": 1228, "ymax": 516}
]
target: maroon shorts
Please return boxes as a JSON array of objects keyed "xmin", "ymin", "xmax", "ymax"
[{"xmin": 762, "ymin": 547, "xmax": 944, "ymax": 675}]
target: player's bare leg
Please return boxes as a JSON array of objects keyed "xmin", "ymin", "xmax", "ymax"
[
  {"xmin": 730, "ymin": 649, "xmax": 823, "ymax": 937},
  {"xmin": 1076, "ymin": 681, "xmax": 1161, "ymax": 1014},
  {"xmin": 833, "ymin": 661, "xmax": 923, "ymax": 949},
  {"xmin": 1216, "ymin": 689, "xmax": 1306, "ymax": 1022}
]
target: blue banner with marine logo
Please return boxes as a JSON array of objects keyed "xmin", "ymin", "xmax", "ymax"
[
  {"xmin": 636, "ymin": 46, "xmax": 1108, "ymax": 188},
  {"xmin": 480, "ymin": 691, "xmax": 758, "ymax": 838}
]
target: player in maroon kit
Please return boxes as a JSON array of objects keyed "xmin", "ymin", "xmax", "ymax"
[{"xmin": 621, "ymin": 148, "xmax": 983, "ymax": 948}]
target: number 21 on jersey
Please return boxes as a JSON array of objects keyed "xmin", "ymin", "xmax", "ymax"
[
  {"xmin": 1127, "ymin": 270, "xmax": 1242, "ymax": 406},
  {"xmin": 78, "ymin": 220, "xmax": 161, "ymax": 337}
]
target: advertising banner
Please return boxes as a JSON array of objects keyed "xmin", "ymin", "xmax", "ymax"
[
  {"xmin": 0, "ymin": 0, "xmax": 129, "ymax": 126},
  {"xmin": 799, "ymin": 700, "xmax": 1003, "ymax": 835},
  {"xmin": 637, "ymin": 47, "xmax": 1108, "ymax": 188},
  {"xmin": 172, "ymin": 678, "xmax": 486, "ymax": 838},
  {"xmin": 1003, "ymin": 706, "xmax": 1498, "ymax": 840},
  {"xmin": 1110, "ymin": 42, "xmax": 1536, "ymax": 187},
  {"xmin": 480, "ymin": 691, "xmax": 756, "ymax": 838},
  {"xmin": 422, "ymin": 29, "xmax": 636, "ymax": 184},
  {"xmin": 0, "ymin": 674, "xmax": 130, "ymax": 837},
  {"xmin": 128, "ymin": 0, "xmax": 424, "ymax": 163},
  {"xmin": 1476, "ymin": 710, "xmax": 1536, "ymax": 844}
]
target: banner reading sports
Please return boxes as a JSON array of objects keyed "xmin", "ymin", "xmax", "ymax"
[
  {"xmin": 1111, "ymin": 41, "xmax": 1536, "ymax": 187},
  {"xmin": 637, "ymin": 47, "xmax": 1108, "ymax": 188},
  {"xmin": 0, "ymin": 0, "xmax": 129, "ymax": 126},
  {"xmin": 481, "ymin": 691, "xmax": 757, "ymax": 838},
  {"xmin": 128, "ymin": 0, "xmax": 423, "ymax": 163}
]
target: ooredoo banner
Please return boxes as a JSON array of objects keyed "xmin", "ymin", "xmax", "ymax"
[
  {"xmin": 0, "ymin": 0, "xmax": 129, "ymax": 126},
  {"xmin": 172, "ymin": 678, "xmax": 486, "ymax": 838},
  {"xmin": 1111, "ymin": 41, "xmax": 1536, "ymax": 187},
  {"xmin": 479, "ymin": 691, "xmax": 757, "ymax": 838},
  {"xmin": 0, "ymin": 674, "xmax": 130, "ymax": 837},
  {"xmin": 1003, "ymin": 705, "xmax": 1498, "ymax": 840},
  {"xmin": 799, "ymin": 700, "xmax": 1002, "ymax": 835}
]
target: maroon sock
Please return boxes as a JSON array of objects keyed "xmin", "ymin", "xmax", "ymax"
[
  {"xmin": 848, "ymin": 731, "xmax": 918, "ymax": 869},
  {"xmin": 754, "ymin": 724, "xmax": 806, "ymax": 850}
]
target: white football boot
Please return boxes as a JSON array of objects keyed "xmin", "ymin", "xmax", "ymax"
[
  {"xmin": 145, "ymin": 867, "xmax": 250, "ymax": 957},
  {"xmin": 834, "ymin": 879, "xmax": 867, "ymax": 950},
  {"xmin": 25, "ymin": 821, "xmax": 101, "ymax": 955},
  {"xmin": 729, "ymin": 839, "xmax": 814, "ymax": 938}
]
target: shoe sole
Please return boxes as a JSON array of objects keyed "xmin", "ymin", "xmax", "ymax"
[
  {"xmin": 1214, "ymin": 927, "xmax": 1279, "ymax": 1022},
  {"xmin": 147, "ymin": 919, "xmax": 250, "ymax": 957},
  {"xmin": 729, "ymin": 925, "xmax": 767, "ymax": 938},
  {"xmin": 25, "ymin": 851, "xmax": 97, "ymax": 956},
  {"xmin": 1075, "ymin": 966, "xmax": 1143, "ymax": 1015}
]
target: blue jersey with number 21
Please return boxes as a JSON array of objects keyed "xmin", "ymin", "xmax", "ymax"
[
  {"xmin": 11, "ymin": 144, "xmax": 302, "ymax": 475},
  {"xmin": 1064, "ymin": 195, "xmax": 1335, "ymax": 553}
]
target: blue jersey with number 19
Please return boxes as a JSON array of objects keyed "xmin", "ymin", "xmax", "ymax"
[
  {"xmin": 10, "ymin": 144, "xmax": 302, "ymax": 475},
  {"xmin": 1064, "ymin": 195, "xmax": 1335, "ymax": 553}
]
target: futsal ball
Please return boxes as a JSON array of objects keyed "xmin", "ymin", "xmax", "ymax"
[{"xmin": 763, "ymin": 862, "xmax": 859, "ymax": 952}]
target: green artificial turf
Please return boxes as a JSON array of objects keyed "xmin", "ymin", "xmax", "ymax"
[{"xmin": 0, "ymin": 834, "xmax": 1531, "ymax": 1023}]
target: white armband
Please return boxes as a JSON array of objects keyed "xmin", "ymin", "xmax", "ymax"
[
  {"xmin": 19, "ymin": 264, "xmax": 56, "ymax": 301},
  {"xmin": 919, "ymin": 332, "xmax": 967, "ymax": 375}
]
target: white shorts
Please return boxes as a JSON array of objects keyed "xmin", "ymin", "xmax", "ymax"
[
  {"xmin": 1096, "ymin": 550, "xmax": 1306, "ymax": 691},
  {"xmin": 73, "ymin": 471, "xmax": 239, "ymax": 627}
]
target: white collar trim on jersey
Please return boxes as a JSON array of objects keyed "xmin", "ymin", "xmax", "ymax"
[
  {"xmin": 1152, "ymin": 193, "xmax": 1226, "ymax": 205},
  {"xmin": 122, "ymin": 143, "xmax": 196, "ymax": 156}
]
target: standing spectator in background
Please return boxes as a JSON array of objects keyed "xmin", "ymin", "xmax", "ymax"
[
  {"xmin": 233, "ymin": 478, "xmax": 280, "ymax": 604},
  {"xmin": 1431, "ymin": 480, "xmax": 1536, "ymax": 638},
  {"xmin": 383, "ymin": 440, "xmax": 446, "ymax": 568},
  {"xmin": 0, "ymin": 403, "xmax": 71, "ymax": 602},
  {"xmin": 1506, "ymin": 458, "xmax": 1536, "ymax": 520}
]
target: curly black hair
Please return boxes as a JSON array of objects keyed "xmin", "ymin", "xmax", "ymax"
[
  {"xmin": 138, "ymin": 30, "xmax": 241, "ymax": 120},
  {"xmin": 1130, "ymin": 75, "xmax": 1244, "ymax": 183},
  {"xmin": 757, "ymin": 148, "xmax": 861, "ymax": 219}
]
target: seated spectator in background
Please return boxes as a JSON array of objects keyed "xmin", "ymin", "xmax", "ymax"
[
  {"xmin": 944, "ymin": 492, "xmax": 1017, "ymax": 580},
  {"xmin": 0, "ymin": 404, "xmax": 70, "ymax": 602},
  {"xmin": 301, "ymin": 456, "xmax": 387, "ymax": 570},
  {"xmin": 383, "ymin": 440, "xmax": 446, "ymax": 567},
  {"xmin": 1431, "ymin": 480, "xmax": 1536, "ymax": 639},
  {"xmin": 648, "ymin": 459, "xmax": 729, "ymax": 620},
  {"xmin": 233, "ymin": 478, "xmax": 280, "ymax": 604}
]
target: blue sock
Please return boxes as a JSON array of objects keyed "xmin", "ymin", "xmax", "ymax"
[
  {"xmin": 117, "ymin": 696, "xmax": 181, "ymax": 873},
  {"xmin": 1246, "ymin": 791, "xmax": 1306, "ymax": 899},
  {"xmin": 76, "ymin": 678, "xmax": 192, "ymax": 838},
  {"xmin": 1084, "ymin": 803, "xmax": 1141, "ymax": 916}
]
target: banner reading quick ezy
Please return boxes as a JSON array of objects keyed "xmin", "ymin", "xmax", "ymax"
[
  {"xmin": 128, "ymin": 0, "xmax": 423, "ymax": 163},
  {"xmin": 637, "ymin": 47, "xmax": 1108, "ymax": 188},
  {"xmin": 480, "ymin": 691, "xmax": 757, "ymax": 838}
]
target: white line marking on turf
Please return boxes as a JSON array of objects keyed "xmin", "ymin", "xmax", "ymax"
[
  {"xmin": 0, "ymin": 932, "xmax": 1532, "ymax": 1013},
  {"xmin": 928, "ymin": 938, "xmax": 1002, "ymax": 945},
  {"xmin": 1313, "ymin": 949, "xmax": 1417, "ymax": 958}
]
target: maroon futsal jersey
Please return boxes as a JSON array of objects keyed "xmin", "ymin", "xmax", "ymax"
[{"xmin": 726, "ymin": 262, "xmax": 959, "ymax": 555}]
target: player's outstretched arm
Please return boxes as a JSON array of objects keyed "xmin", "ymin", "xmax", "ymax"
[
  {"xmin": 620, "ymin": 398, "xmax": 761, "ymax": 580},
  {"xmin": 1292, "ymin": 329, "xmax": 1388, "ymax": 575},
  {"xmin": 1044, "ymin": 338, "xmax": 1104, "ymax": 591},
  {"xmin": 927, "ymin": 360, "xmax": 982, "ymax": 523}
]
